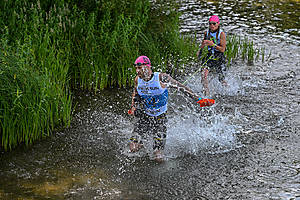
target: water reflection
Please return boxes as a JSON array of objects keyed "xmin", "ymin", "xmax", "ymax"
[
  {"xmin": 179, "ymin": 0, "xmax": 300, "ymax": 43},
  {"xmin": 1, "ymin": 0, "xmax": 300, "ymax": 199}
]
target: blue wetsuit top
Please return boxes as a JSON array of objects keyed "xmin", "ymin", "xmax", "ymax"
[{"xmin": 137, "ymin": 72, "xmax": 168, "ymax": 117}]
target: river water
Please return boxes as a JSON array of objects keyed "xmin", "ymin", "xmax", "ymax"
[{"xmin": 1, "ymin": 0, "xmax": 300, "ymax": 200}]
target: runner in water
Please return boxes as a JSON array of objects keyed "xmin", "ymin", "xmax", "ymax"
[
  {"xmin": 196, "ymin": 15, "xmax": 228, "ymax": 96},
  {"xmin": 128, "ymin": 55, "xmax": 203, "ymax": 162}
]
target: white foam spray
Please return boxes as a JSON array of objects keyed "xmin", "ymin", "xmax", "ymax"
[
  {"xmin": 164, "ymin": 111, "xmax": 238, "ymax": 159},
  {"xmin": 119, "ymin": 70, "xmax": 244, "ymax": 160}
]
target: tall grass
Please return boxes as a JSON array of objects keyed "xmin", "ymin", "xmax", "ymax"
[
  {"xmin": 68, "ymin": 0, "xmax": 197, "ymax": 89},
  {"xmin": 0, "ymin": 0, "xmax": 268, "ymax": 151},
  {"xmin": 0, "ymin": 0, "xmax": 198, "ymax": 151},
  {"xmin": 0, "ymin": 1, "xmax": 72, "ymax": 151},
  {"xmin": 0, "ymin": 34, "xmax": 72, "ymax": 150},
  {"xmin": 225, "ymin": 34, "xmax": 269, "ymax": 66}
]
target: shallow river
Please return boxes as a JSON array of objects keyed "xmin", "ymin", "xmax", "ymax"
[{"xmin": 1, "ymin": 0, "xmax": 300, "ymax": 200}]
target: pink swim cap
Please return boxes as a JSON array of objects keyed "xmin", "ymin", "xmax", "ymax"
[
  {"xmin": 134, "ymin": 55, "xmax": 151, "ymax": 67},
  {"xmin": 209, "ymin": 15, "xmax": 220, "ymax": 23}
]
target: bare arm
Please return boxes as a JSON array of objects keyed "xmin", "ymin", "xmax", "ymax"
[
  {"xmin": 197, "ymin": 32, "xmax": 207, "ymax": 57},
  {"xmin": 131, "ymin": 76, "xmax": 138, "ymax": 105},
  {"xmin": 216, "ymin": 31, "xmax": 226, "ymax": 53},
  {"xmin": 198, "ymin": 31, "xmax": 226, "ymax": 53},
  {"xmin": 128, "ymin": 76, "xmax": 138, "ymax": 115},
  {"xmin": 160, "ymin": 73, "xmax": 200, "ymax": 101}
]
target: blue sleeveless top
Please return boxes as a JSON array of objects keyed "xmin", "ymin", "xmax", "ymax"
[
  {"xmin": 206, "ymin": 28, "xmax": 224, "ymax": 54},
  {"xmin": 137, "ymin": 72, "xmax": 168, "ymax": 116}
]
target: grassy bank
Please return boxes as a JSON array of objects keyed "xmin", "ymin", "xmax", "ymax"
[
  {"xmin": 0, "ymin": 0, "xmax": 196, "ymax": 151},
  {"xmin": 0, "ymin": 0, "xmax": 265, "ymax": 151},
  {"xmin": 0, "ymin": 28, "xmax": 72, "ymax": 150}
]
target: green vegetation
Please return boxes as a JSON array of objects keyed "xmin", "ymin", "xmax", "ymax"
[
  {"xmin": 0, "ymin": 0, "xmax": 196, "ymax": 151},
  {"xmin": 0, "ymin": 26, "xmax": 72, "ymax": 151},
  {"xmin": 198, "ymin": 34, "xmax": 269, "ymax": 67},
  {"xmin": 0, "ymin": 0, "xmax": 267, "ymax": 151},
  {"xmin": 226, "ymin": 34, "xmax": 269, "ymax": 65}
]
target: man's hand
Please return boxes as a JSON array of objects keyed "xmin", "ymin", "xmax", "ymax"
[
  {"xmin": 203, "ymin": 40, "xmax": 214, "ymax": 46},
  {"xmin": 128, "ymin": 106, "xmax": 136, "ymax": 115}
]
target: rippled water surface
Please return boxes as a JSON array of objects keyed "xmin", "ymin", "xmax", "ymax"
[{"xmin": 1, "ymin": 1, "xmax": 300, "ymax": 200}]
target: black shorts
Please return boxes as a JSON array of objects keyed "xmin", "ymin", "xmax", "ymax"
[
  {"xmin": 130, "ymin": 112, "xmax": 167, "ymax": 151},
  {"xmin": 205, "ymin": 52, "xmax": 226, "ymax": 82}
]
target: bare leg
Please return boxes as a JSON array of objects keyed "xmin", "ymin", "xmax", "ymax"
[
  {"xmin": 201, "ymin": 68, "xmax": 210, "ymax": 96},
  {"xmin": 222, "ymin": 79, "xmax": 228, "ymax": 87},
  {"xmin": 218, "ymin": 72, "xmax": 228, "ymax": 87}
]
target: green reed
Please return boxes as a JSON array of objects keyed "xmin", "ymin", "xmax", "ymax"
[
  {"xmin": 198, "ymin": 34, "xmax": 268, "ymax": 68},
  {"xmin": 0, "ymin": 0, "xmax": 267, "ymax": 151},
  {"xmin": 0, "ymin": 43, "xmax": 72, "ymax": 150},
  {"xmin": 0, "ymin": 1, "xmax": 72, "ymax": 151},
  {"xmin": 67, "ymin": 0, "xmax": 197, "ymax": 90},
  {"xmin": 137, "ymin": 1, "xmax": 198, "ymax": 76},
  {"xmin": 225, "ymin": 34, "xmax": 267, "ymax": 66},
  {"xmin": 0, "ymin": 0, "xmax": 197, "ymax": 151}
]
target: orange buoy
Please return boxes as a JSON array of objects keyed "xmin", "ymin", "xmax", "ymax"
[{"xmin": 197, "ymin": 98, "xmax": 215, "ymax": 107}]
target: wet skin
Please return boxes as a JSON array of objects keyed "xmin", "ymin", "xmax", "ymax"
[{"xmin": 130, "ymin": 64, "xmax": 201, "ymax": 161}]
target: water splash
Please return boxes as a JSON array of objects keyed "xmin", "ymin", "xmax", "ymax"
[
  {"xmin": 118, "ymin": 70, "xmax": 245, "ymax": 161},
  {"xmin": 164, "ymin": 111, "xmax": 239, "ymax": 159},
  {"xmin": 118, "ymin": 104, "xmax": 241, "ymax": 162},
  {"xmin": 184, "ymin": 69, "xmax": 245, "ymax": 97}
]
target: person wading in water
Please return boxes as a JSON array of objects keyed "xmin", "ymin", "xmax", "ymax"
[
  {"xmin": 197, "ymin": 15, "xmax": 228, "ymax": 96},
  {"xmin": 128, "ymin": 55, "xmax": 214, "ymax": 162}
]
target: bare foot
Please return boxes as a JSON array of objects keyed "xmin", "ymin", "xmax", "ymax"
[
  {"xmin": 129, "ymin": 142, "xmax": 143, "ymax": 152},
  {"xmin": 154, "ymin": 150, "xmax": 164, "ymax": 162},
  {"xmin": 222, "ymin": 80, "xmax": 228, "ymax": 87}
]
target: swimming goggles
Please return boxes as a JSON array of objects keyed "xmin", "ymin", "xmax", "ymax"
[{"xmin": 133, "ymin": 62, "xmax": 149, "ymax": 67}]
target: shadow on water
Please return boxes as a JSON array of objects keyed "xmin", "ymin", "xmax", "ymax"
[{"xmin": 1, "ymin": 0, "xmax": 300, "ymax": 199}]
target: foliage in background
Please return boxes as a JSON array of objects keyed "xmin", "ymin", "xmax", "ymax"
[
  {"xmin": 0, "ymin": 28, "xmax": 72, "ymax": 151},
  {"xmin": 197, "ymin": 34, "xmax": 269, "ymax": 67},
  {"xmin": 0, "ymin": 0, "xmax": 267, "ymax": 151},
  {"xmin": 0, "ymin": 0, "xmax": 197, "ymax": 151},
  {"xmin": 225, "ymin": 35, "xmax": 270, "ymax": 65}
]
